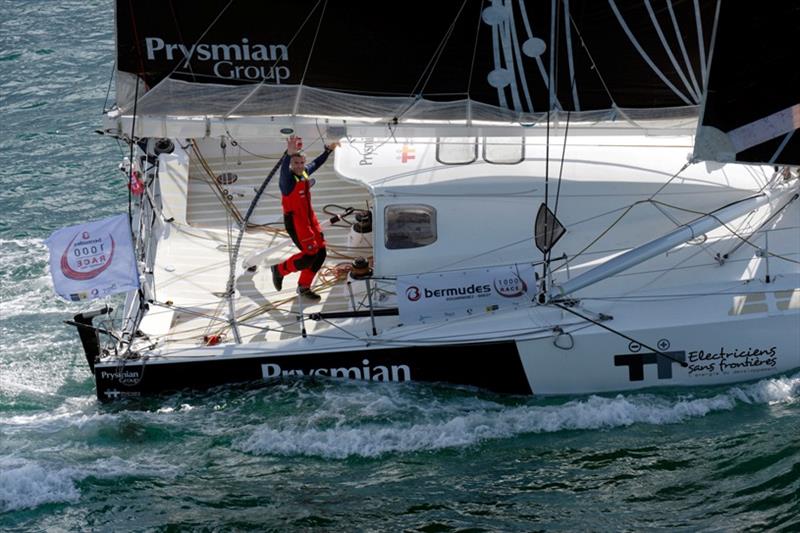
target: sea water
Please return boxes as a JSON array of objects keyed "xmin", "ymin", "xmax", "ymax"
[{"xmin": 1, "ymin": 2, "xmax": 798, "ymax": 530}]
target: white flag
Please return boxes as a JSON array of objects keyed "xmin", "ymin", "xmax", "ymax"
[{"xmin": 46, "ymin": 214, "xmax": 139, "ymax": 302}]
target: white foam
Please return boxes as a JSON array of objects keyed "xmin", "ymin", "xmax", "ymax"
[
  {"xmin": 728, "ymin": 372, "xmax": 800, "ymax": 405},
  {"xmin": 0, "ymin": 237, "xmax": 79, "ymax": 317},
  {"xmin": 3, "ymin": 408, "xmax": 113, "ymax": 430},
  {"xmin": 0, "ymin": 457, "xmax": 79, "ymax": 513},
  {"xmin": 236, "ymin": 373, "xmax": 800, "ymax": 459},
  {"xmin": 0, "ymin": 454, "xmax": 180, "ymax": 513},
  {"xmin": 85, "ymin": 456, "xmax": 181, "ymax": 480},
  {"xmin": 236, "ymin": 393, "xmax": 727, "ymax": 459}
]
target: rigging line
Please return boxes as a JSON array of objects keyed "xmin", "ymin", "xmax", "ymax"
[
  {"xmin": 553, "ymin": 202, "xmax": 638, "ymax": 274},
  {"xmin": 666, "ymin": 0, "xmax": 702, "ymax": 99},
  {"xmin": 225, "ymin": 0, "xmax": 323, "ymax": 118},
  {"xmin": 580, "ymin": 287, "xmax": 800, "ymax": 302},
  {"xmin": 542, "ymin": 103, "xmax": 552, "ymax": 279},
  {"xmin": 694, "ymin": 0, "xmax": 721, "ymax": 131},
  {"xmin": 568, "ymin": 13, "xmax": 616, "ymax": 108},
  {"xmin": 225, "ymin": 153, "xmax": 287, "ymax": 342},
  {"xmin": 693, "ymin": 0, "xmax": 708, "ymax": 85},
  {"xmin": 562, "ymin": 0, "xmax": 580, "ymax": 111},
  {"xmin": 391, "ymin": 0, "xmax": 469, "ymax": 123},
  {"xmin": 292, "ymin": 0, "xmax": 328, "ymax": 116},
  {"xmin": 615, "ymin": 228, "xmax": 720, "ymax": 298},
  {"xmin": 552, "ymin": 160, "xmax": 693, "ymax": 273},
  {"xmin": 508, "ymin": 0, "xmax": 534, "ymax": 113},
  {"xmin": 316, "ymin": 317, "xmax": 364, "ymax": 341},
  {"xmin": 552, "ymin": 303, "xmax": 688, "ymax": 367},
  {"xmin": 126, "ymin": 0, "xmax": 147, "ymax": 84},
  {"xmin": 223, "ymin": 141, "xmax": 281, "ymax": 160},
  {"xmin": 517, "ymin": 0, "xmax": 559, "ymax": 109},
  {"xmin": 102, "ymin": 59, "xmax": 116, "ymax": 113},
  {"xmin": 499, "ymin": 7, "xmax": 523, "ymax": 112},
  {"xmin": 222, "ymin": 139, "xmax": 239, "ymax": 336},
  {"xmin": 650, "ymin": 193, "xmax": 800, "ymax": 265},
  {"xmin": 549, "ymin": 109, "xmax": 571, "ymax": 265},
  {"xmin": 490, "ymin": 17, "xmax": 508, "ymax": 109},
  {"xmin": 647, "ymin": 160, "xmax": 691, "ymax": 201},
  {"xmin": 155, "ymin": 0, "xmax": 235, "ymax": 87},
  {"xmin": 607, "ymin": 0, "xmax": 692, "ymax": 105},
  {"xmin": 192, "ymin": 142, "xmax": 244, "ymax": 224},
  {"xmin": 549, "ymin": 0, "xmax": 557, "ymax": 112},
  {"xmin": 126, "ymin": 75, "xmax": 140, "ymax": 238},
  {"xmin": 411, "ymin": 0, "xmax": 469, "ymax": 98},
  {"xmin": 166, "ymin": 0, "xmax": 195, "ymax": 82},
  {"xmin": 465, "ymin": 0, "xmax": 484, "ymax": 121},
  {"xmin": 643, "ymin": 0, "xmax": 700, "ymax": 103},
  {"xmin": 769, "ymin": 131, "xmax": 796, "ymax": 164},
  {"xmin": 194, "ymin": 141, "xmax": 268, "ymax": 226}
]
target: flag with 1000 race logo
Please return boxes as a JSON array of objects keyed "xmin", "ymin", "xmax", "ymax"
[{"xmin": 45, "ymin": 214, "xmax": 139, "ymax": 302}]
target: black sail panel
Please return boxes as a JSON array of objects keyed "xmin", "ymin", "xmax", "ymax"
[
  {"xmin": 695, "ymin": 3, "xmax": 800, "ymax": 165},
  {"xmin": 116, "ymin": 0, "xmax": 717, "ymax": 117}
]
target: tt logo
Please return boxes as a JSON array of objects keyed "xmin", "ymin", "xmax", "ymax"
[{"xmin": 614, "ymin": 351, "xmax": 686, "ymax": 381}]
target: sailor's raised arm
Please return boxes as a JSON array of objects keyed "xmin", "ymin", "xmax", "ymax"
[{"xmin": 307, "ymin": 141, "xmax": 340, "ymax": 176}]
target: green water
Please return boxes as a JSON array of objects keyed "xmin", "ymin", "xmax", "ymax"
[{"xmin": 1, "ymin": 2, "xmax": 798, "ymax": 531}]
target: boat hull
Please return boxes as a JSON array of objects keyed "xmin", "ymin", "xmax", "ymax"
[
  {"xmin": 94, "ymin": 306, "xmax": 799, "ymax": 402},
  {"xmin": 94, "ymin": 340, "xmax": 533, "ymax": 401}
]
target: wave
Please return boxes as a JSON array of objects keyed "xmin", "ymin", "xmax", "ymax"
[
  {"xmin": 0, "ymin": 454, "xmax": 181, "ymax": 513},
  {"xmin": 0, "ymin": 457, "xmax": 80, "ymax": 513},
  {"xmin": 236, "ymin": 372, "xmax": 800, "ymax": 459}
]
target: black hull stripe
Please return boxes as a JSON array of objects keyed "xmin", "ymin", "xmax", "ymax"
[{"xmin": 95, "ymin": 341, "xmax": 531, "ymax": 401}]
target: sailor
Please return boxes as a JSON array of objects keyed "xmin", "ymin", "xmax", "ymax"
[{"xmin": 270, "ymin": 135, "xmax": 339, "ymax": 300}]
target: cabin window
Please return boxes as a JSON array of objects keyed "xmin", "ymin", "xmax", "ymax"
[
  {"xmin": 384, "ymin": 204, "xmax": 437, "ymax": 249},
  {"xmin": 436, "ymin": 137, "xmax": 477, "ymax": 165},
  {"xmin": 483, "ymin": 137, "xmax": 524, "ymax": 164}
]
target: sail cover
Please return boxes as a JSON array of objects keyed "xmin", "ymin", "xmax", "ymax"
[
  {"xmin": 116, "ymin": 0, "xmax": 719, "ymax": 122},
  {"xmin": 695, "ymin": 3, "xmax": 800, "ymax": 165}
]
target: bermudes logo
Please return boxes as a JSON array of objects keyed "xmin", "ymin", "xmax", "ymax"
[
  {"xmin": 406, "ymin": 286, "xmax": 421, "ymax": 301},
  {"xmin": 493, "ymin": 275, "xmax": 527, "ymax": 298},
  {"xmin": 60, "ymin": 230, "xmax": 116, "ymax": 280}
]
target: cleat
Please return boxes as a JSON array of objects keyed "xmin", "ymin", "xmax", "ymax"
[
  {"xmin": 271, "ymin": 265, "xmax": 284, "ymax": 291},
  {"xmin": 246, "ymin": 265, "xmax": 257, "ymax": 273},
  {"xmin": 297, "ymin": 287, "xmax": 321, "ymax": 301}
]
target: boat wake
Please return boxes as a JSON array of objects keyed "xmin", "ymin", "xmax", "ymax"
[
  {"xmin": 236, "ymin": 373, "xmax": 800, "ymax": 459},
  {"xmin": 0, "ymin": 457, "xmax": 80, "ymax": 513},
  {"xmin": 0, "ymin": 455, "xmax": 179, "ymax": 513}
]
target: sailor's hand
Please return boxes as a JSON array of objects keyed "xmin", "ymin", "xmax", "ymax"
[
  {"xmin": 325, "ymin": 141, "xmax": 340, "ymax": 151},
  {"xmin": 287, "ymin": 135, "xmax": 303, "ymax": 155}
]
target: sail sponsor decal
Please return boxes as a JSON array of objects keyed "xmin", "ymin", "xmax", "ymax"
[
  {"xmin": 46, "ymin": 214, "xmax": 139, "ymax": 302},
  {"xmin": 615, "ymin": 344, "xmax": 780, "ymax": 381},
  {"xmin": 397, "ymin": 145, "xmax": 416, "ymax": 163},
  {"xmin": 262, "ymin": 359, "xmax": 410, "ymax": 382},
  {"xmin": 397, "ymin": 264, "xmax": 535, "ymax": 324},
  {"xmin": 99, "ymin": 370, "xmax": 141, "ymax": 386},
  {"xmin": 93, "ymin": 340, "xmax": 532, "ymax": 401},
  {"xmin": 684, "ymin": 346, "xmax": 778, "ymax": 376},
  {"xmin": 119, "ymin": 1, "xmax": 719, "ymax": 112},
  {"xmin": 359, "ymin": 138, "xmax": 376, "ymax": 166},
  {"xmin": 143, "ymin": 37, "xmax": 291, "ymax": 82}
]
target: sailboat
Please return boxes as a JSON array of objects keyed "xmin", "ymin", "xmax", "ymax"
[{"xmin": 62, "ymin": 0, "xmax": 798, "ymax": 401}]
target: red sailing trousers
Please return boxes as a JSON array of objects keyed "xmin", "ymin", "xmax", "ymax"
[{"xmin": 277, "ymin": 175, "xmax": 326, "ymax": 287}]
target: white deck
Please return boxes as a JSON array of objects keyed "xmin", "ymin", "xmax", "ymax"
[{"xmin": 137, "ymin": 141, "xmax": 380, "ymax": 349}]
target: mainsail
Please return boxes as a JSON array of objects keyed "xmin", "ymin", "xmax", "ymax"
[
  {"xmin": 694, "ymin": 2, "xmax": 800, "ymax": 165},
  {"xmin": 114, "ymin": 0, "xmax": 719, "ymax": 125}
]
